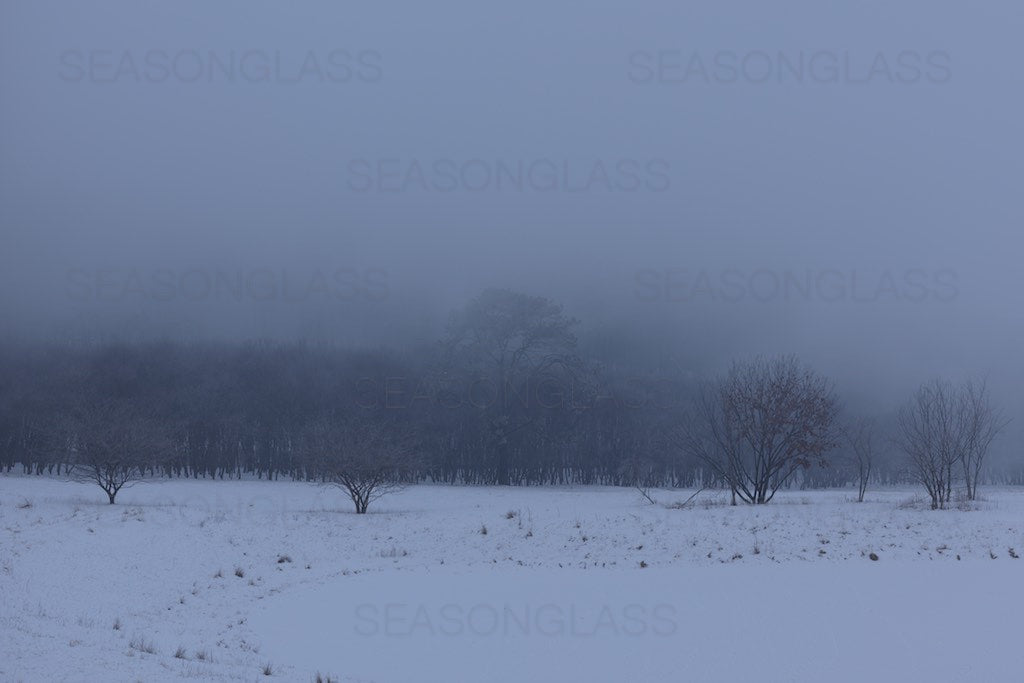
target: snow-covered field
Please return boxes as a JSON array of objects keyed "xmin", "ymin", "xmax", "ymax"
[{"xmin": 2, "ymin": 477, "xmax": 1023, "ymax": 682}]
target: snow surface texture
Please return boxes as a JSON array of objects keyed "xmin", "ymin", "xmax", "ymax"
[{"xmin": 1, "ymin": 477, "xmax": 1023, "ymax": 682}]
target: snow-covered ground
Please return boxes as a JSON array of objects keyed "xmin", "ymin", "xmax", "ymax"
[{"xmin": 2, "ymin": 476, "xmax": 1023, "ymax": 682}]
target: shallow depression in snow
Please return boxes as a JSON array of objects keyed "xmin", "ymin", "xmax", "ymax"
[{"xmin": 249, "ymin": 563, "xmax": 1024, "ymax": 683}]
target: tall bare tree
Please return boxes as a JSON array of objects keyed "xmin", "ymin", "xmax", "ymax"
[
  {"xmin": 841, "ymin": 417, "xmax": 877, "ymax": 503},
  {"xmin": 896, "ymin": 379, "xmax": 994, "ymax": 507},
  {"xmin": 682, "ymin": 355, "xmax": 838, "ymax": 504},
  {"xmin": 442, "ymin": 288, "xmax": 583, "ymax": 485},
  {"xmin": 896, "ymin": 379, "xmax": 960, "ymax": 509},
  {"xmin": 896, "ymin": 378, "xmax": 1008, "ymax": 508},
  {"xmin": 959, "ymin": 380, "xmax": 1007, "ymax": 501}
]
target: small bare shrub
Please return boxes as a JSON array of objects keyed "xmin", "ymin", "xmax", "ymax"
[
  {"xmin": 479, "ymin": 524, "xmax": 487, "ymax": 535},
  {"xmin": 698, "ymin": 495, "xmax": 729, "ymax": 510},
  {"xmin": 277, "ymin": 554, "xmax": 293, "ymax": 564},
  {"xmin": 234, "ymin": 567, "xmax": 245, "ymax": 578},
  {"xmin": 129, "ymin": 635, "xmax": 157, "ymax": 655},
  {"xmin": 262, "ymin": 662, "xmax": 274, "ymax": 676},
  {"xmin": 174, "ymin": 646, "xmax": 188, "ymax": 659},
  {"xmin": 897, "ymin": 495, "xmax": 927, "ymax": 510}
]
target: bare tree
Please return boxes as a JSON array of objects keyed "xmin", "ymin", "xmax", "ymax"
[
  {"xmin": 896, "ymin": 380, "xmax": 958, "ymax": 509},
  {"xmin": 61, "ymin": 399, "xmax": 176, "ymax": 504},
  {"xmin": 896, "ymin": 378, "xmax": 1008, "ymax": 508},
  {"xmin": 841, "ymin": 418, "xmax": 876, "ymax": 502},
  {"xmin": 959, "ymin": 380, "xmax": 1008, "ymax": 501},
  {"xmin": 302, "ymin": 415, "xmax": 419, "ymax": 513},
  {"xmin": 896, "ymin": 380, "xmax": 959, "ymax": 509},
  {"xmin": 681, "ymin": 356, "xmax": 838, "ymax": 504},
  {"xmin": 442, "ymin": 288, "xmax": 585, "ymax": 485}
]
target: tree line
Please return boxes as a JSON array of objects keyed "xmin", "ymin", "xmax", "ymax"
[{"xmin": 0, "ymin": 289, "xmax": 1014, "ymax": 509}]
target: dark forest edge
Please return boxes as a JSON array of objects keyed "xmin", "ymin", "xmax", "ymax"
[{"xmin": 0, "ymin": 289, "xmax": 1017, "ymax": 509}]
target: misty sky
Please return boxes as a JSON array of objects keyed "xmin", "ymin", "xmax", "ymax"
[{"xmin": 1, "ymin": 0, "xmax": 1022, "ymax": 415}]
